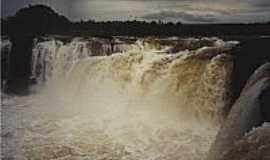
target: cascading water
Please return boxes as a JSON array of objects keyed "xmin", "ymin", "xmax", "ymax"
[{"xmin": 2, "ymin": 37, "xmax": 238, "ymax": 160}]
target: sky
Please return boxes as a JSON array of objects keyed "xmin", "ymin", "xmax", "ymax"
[{"xmin": 2, "ymin": 0, "xmax": 270, "ymax": 23}]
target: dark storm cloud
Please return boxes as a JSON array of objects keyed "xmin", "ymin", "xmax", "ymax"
[
  {"xmin": 253, "ymin": 0, "xmax": 270, "ymax": 7},
  {"xmin": 142, "ymin": 11, "xmax": 218, "ymax": 23},
  {"xmin": 1, "ymin": 0, "xmax": 270, "ymax": 23}
]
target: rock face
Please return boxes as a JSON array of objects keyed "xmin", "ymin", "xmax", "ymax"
[
  {"xmin": 242, "ymin": 63, "xmax": 270, "ymax": 94},
  {"xmin": 6, "ymin": 36, "xmax": 34, "ymax": 95},
  {"xmin": 232, "ymin": 37, "xmax": 270, "ymax": 100},
  {"xmin": 1, "ymin": 38, "xmax": 12, "ymax": 89},
  {"xmin": 221, "ymin": 123, "xmax": 270, "ymax": 160},
  {"xmin": 207, "ymin": 63, "xmax": 270, "ymax": 160}
]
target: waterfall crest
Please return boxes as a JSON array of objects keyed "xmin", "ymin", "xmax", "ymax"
[{"xmin": 3, "ymin": 37, "xmax": 238, "ymax": 160}]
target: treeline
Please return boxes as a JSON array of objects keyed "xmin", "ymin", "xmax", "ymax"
[
  {"xmin": 71, "ymin": 22, "xmax": 270, "ymax": 37},
  {"xmin": 2, "ymin": 4, "xmax": 270, "ymax": 38},
  {"xmin": 1, "ymin": 5, "xmax": 69, "ymax": 36}
]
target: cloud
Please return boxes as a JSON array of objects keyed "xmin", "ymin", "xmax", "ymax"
[
  {"xmin": 252, "ymin": 0, "xmax": 270, "ymax": 8},
  {"xmin": 2, "ymin": 0, "xmax": 270, "ymax": 23},
  {"xmin": 142, "ymin": 11, "xmax": 218, "ymax": 23}
]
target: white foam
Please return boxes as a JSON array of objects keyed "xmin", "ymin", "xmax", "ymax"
[{"xmin": 3, "ymin": 37, "xmax": 237, "ymax": 160}]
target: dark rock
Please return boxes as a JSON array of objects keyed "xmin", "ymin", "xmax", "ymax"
[
  {"xmin": 231, "ymin": 37, "xmax": 270, "ymax": 102},
  {"xmin": 241, "ymin": 63, "xmax": 270, "ymax": 94},
  {"xmin": 221, "ymin": 123, "xmax": 270, "ymax": 160},
  {"xmin": 6, "ymin": 35, "xmax": 34, "ymax": 95},
  {"xmin": 207, "ymin": 63, "xmax": 270, "ymax": 160}
]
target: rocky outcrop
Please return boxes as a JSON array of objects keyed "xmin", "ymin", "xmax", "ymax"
[
  {"xmin": 1, "ymin": 39, "xmax": 12, "ymax": 89},
  {"xmin": 220, "ymin": 123, "xmax": 270, "ymax": 160},
  {"xmin": 231, "ymin": 37, "xmax": 270, "ymax": 101},
  {"xmin": 241, "ymin": 63, "xmax": 270, "ymax": 94},
  {"xmin": 6, "ymin": 36, "xmax": 34, "ymax": 95},
  {"xmin": 207, "ymin": 63, "xmax": 270, "ymax": 160}
]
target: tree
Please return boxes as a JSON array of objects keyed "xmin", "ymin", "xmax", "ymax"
[{"xmin": 7, "ymin": 4, "xmax": 70, "ymax": 36}]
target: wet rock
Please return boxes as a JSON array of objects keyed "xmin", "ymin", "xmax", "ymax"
[
  {"xmin": 221, "ymin": 123, "xmax": 270, "ymax": 160},
  {"xmin": 207, "ymin": 63, "xmax": 270, "ymax": 160},
  {"xmin": 242, "ymin": 63, "xmax": 270, "ymax": 94},
  {"xmin": 6, "ymin": 35, "xmax": 34, "ymax": 95}
]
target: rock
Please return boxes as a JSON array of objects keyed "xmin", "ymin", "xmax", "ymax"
[
  {"xmin": 231, "ymin": 37, "xmax": 270, "ymax": 101},
  {"xmin": 6, "ymin": 35, "xmax": 34, "ymax": 95},
  {"xmin": 242, "ymin": 63, "xmax": 270, "ymax": 94},
  {"xmin": 221, "ymin": 123, "xmax": 270, "ymax": 160},
  {"xmin": 207, "ymin": 63, "xmax": 270, "ymax": 160}
]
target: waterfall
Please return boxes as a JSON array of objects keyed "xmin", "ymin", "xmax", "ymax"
[{"xmin": 3, "ymin": 37, "xmax": 238, "ymax": 160}]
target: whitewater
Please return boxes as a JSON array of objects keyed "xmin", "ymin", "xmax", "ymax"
[{"xmin": 1, "ymin": 37, "xmax": 238, "ymax": 160}]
